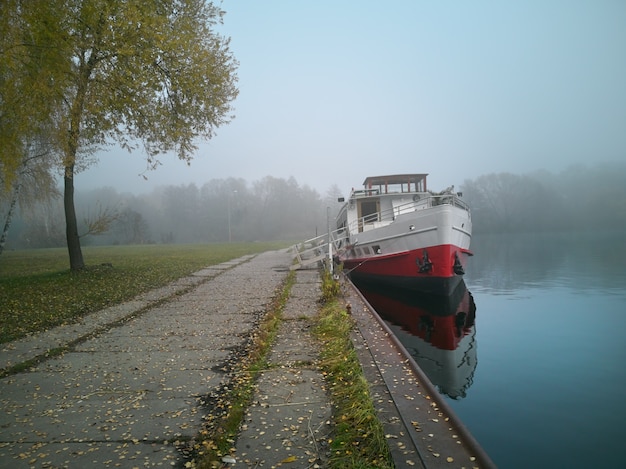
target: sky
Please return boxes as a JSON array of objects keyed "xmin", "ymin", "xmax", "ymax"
[{"xmin": 76, "ymin": 0, "xmax": 626, "ymax": 197}]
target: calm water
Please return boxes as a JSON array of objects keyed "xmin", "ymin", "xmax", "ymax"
[{"xmin": 356, "ymin": 232, "xmax": 626, "ymax": 469}]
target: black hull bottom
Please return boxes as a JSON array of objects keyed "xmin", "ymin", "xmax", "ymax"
[
  {"xmin": 351, "ymin": 277, "xmax": 471, "ymax": 317},
  {"xmin": 347, "ymin": 271, "xmax": 465, "ymax": 296}
]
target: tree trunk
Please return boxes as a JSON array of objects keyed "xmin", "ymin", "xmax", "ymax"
[
  {"xmin": 0, "ymin": 181, "xmax": 22, "ymax": 257},
  {"xmin": 64, "ymin": 164, "xmax": 84, "ymax": 270}
]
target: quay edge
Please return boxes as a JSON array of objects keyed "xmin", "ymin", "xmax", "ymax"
[{"xmin": 342, "ymin": 275, "xmax": 497, "ymax": 469}]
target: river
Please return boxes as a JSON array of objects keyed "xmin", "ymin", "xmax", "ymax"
[{"xmin": 355, "ymin": 231, "xmax": 626, "ymax": 469}]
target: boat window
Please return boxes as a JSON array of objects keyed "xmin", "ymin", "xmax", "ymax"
[{"xmin": 372, "ymin": 245, "xmax": 381, "ymax": 254}]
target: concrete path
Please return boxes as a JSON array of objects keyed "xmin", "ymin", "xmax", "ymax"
[
  {"xmin": 1, "ymin": 249, "xmax": 493, "ymax": 469},
  {"xmin": 0, "ymin": 250, "xmax": 293, "ymax": 468},
  {"xmin": 233, "ymin": 269, "xmax": 331, "ymax": 468}
]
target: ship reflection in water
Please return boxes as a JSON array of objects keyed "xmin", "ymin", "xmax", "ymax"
[{"xmin": 353, "ymin": 279, "xmax": 477, "ymax": 400}]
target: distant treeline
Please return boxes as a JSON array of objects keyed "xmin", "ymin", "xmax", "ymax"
[
  {"xmin": 5, "ymin": 176, "xmax": 340, "ymax": 249},
  {"xmin": 3, "ymin": 163, "xmax": 625, "ymax": 249},
  {"xmin": 460, "ymin": 162, "xmax": 626, "ymax": 233}
]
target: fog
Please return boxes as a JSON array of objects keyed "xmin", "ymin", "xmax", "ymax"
[
  {"xmin": 75, "ymin": 1, "xmax": 626, "ymax": 197},
  {"xmin": 461, "ymin": 162, "xmax": 626, "ymax": 234},
  {"xmin": 3, "ymin": 1, "xmax": 626, "ymax": 250},
  {"xmin": 4, "ymin": 162, "xmax": 625, "ymax": 250},
  {"xmin": 4, "ymin": 176, "xmax": 338, "ymax": 248}
]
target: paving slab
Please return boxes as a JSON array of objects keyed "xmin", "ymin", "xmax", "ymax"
[
  {"xmin": 0, "ymin": 301, "xmax": 147, "ymax": 371},
  {"xmin": 234, "ymin": 368, "xmax": 331, "ymax": 468},
  {"xmin": 267, "ymin": 319, "xmax": 318, "ymax": 366},
  {"xmin": 0, "ymin": 440, "xmax": 179, "ymax": 469}
]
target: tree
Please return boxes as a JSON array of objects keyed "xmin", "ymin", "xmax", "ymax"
[
  {"xmin": 199, "ymin": 178, "xmax": 248, "ymax": 242},
  {"xmin": 161, "ymin": 183, "xmax": 201, "ymax": 243},
  {"xmin": 251, "ymin": 176, "xmax": 325, "ymax": 241},
  {"xmin": 0, "ymin": 0, "xmax": 66, "ymax": 190},
  {"xmin": 0, "ymin": 139, "xmax": 60, "ymax": 256},
  {"xmin": 1, "ymin": 0, "xmax": 67, "ymax": 255},
  {"xmin": 4, "ymin": 0, "xmax": 238, "ymax": 270},
  {"xmin": 460, "ymin": 173, "xmax": 558, "ymax": 233},
  {"xmin": 324, "ymin": 183, "xmax": 345, "ymax": 218},
  {"xmin": 114, "ymin": 208, "xmax": 150, "ymax": 244}
]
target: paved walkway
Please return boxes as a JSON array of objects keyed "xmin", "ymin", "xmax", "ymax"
[
  {"xmin": 0, "ymin": 250, "xmax": 295, "ymax": 468},
  {"xmin": 233, "ymin": 268, "xmax": 332, "ymax": 467},
  {"xmin": 1, "ymin": 249, "xmax": 493, "ymax": 469}
]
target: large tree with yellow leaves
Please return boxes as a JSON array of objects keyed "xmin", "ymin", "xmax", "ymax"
[{"xmin": 1, "ymin": 0, "xmax": 238, "ymax": 270}]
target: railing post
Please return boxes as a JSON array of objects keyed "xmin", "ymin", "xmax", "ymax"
[{"xmin": 327, "ymin": 207, "xmax": 333, "ymax": 274}]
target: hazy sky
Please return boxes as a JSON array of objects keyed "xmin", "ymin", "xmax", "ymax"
[{"xmin": 77, "ymin": 0, "xmax": 626, "ymax": 196}]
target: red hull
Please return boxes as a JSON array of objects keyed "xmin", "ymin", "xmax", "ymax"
[{"xmin": 340, "ymin": 243, "xmax": 472, "ymax": 295}]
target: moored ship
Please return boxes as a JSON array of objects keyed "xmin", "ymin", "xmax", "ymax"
[{"xmin": 335, "ymin": 174, "xmax": 472, "ymax": 295}]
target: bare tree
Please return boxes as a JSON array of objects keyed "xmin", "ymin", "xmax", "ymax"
[{"xmin": 114, "ymin": 208, "xmax": 150, "ymax": 245}]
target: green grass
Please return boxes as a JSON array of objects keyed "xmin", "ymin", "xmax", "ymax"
[
  {"xmin": 314, "ymin": 272, "xmax": 393, "ymax": 468},
  {"xmin": 0, "ymin": 242, "xmax": 287, "ymax": 344}
]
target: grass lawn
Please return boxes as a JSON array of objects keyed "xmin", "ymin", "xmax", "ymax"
[{"xmin": 0, "ymin": 242, "xmax": 288, "ymax": 344}]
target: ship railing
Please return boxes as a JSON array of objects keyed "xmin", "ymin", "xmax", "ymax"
[
  {"xmin": 348, "ymin": 193, "xmax": 469, "ymax": 234},
  {"xmin": 290, "ymin": 228, "xmax": 349, "ymax": 271}
]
